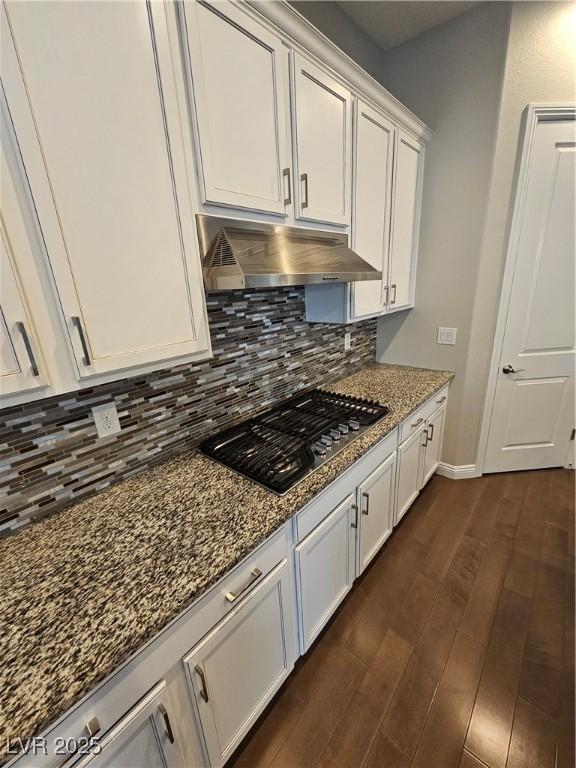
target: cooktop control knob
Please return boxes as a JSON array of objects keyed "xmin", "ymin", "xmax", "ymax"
[
  {"xmin": 320, "ymin": 435, "xmax": 332, "ymax": 446},
  {"xmin": 348, "ymin": 419, "xmax": 360, "ymax": 431},
  {"xmin": 314, "ymin": 443, "xmax": 327, "ymax": 456},
  {"xmin": 329, "ymin": 429, "xmax": 341, "ymax": 441},
  {"xmin": 338, "ymin": 423, "xmax": 349, "ymax": 435}
]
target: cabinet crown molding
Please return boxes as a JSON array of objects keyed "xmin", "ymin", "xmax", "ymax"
[{"xmin": 246, "ymin": 0, "xmax": 432, "ymax": 142}]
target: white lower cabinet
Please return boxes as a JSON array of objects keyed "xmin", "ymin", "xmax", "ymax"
[
  {"xmin": 421, "ymin": 401, "xmax": 447, "ymax": 486},
  {"xmin": 295, "ymin": 494, "xmax": 356, "ymax": 652},
  {"xmin": 357, "ymin": 450, "xmax": 396, "ymax": 574},
  {"xmin": 184, "ymin": 560, "xmax": 294, "ymax": 768},
  {"xmin": 396, "ymin": 397, "xmax": 448, "ymax": 524},
  {"xmin": 75, "ymin": 682, "xmax": 182, "ymax": 768}
]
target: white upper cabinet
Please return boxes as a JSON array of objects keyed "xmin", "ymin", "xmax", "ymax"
[
  {"xmin": 183, "ymin": 1, "xmax": 292, "ymax": 215},
  {"xmin": 292, "ymin": 53, "xmax": 352, "ymax": 226},
  {"xmin": 388, "ymin": 129, "xmax": 424, "ymax": 311},
  {"xmin": 350, "ymin": 101, "xmax": 395, "ymax": 320},
  {"xmin": 2, "ymin": 1, "xmax": 210, "ymax": 382}
]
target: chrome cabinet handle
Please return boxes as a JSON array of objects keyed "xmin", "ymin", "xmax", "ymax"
[
  {"xmin": 436, "ymin": 395, "xmax": 447, "ymax": 404},
  {"xmin": 502, "ymin": 364, "xmax": 526, "ymax": 374},
  {"xmin": 56, "ymin": 718, "xmax": 101, "ymax": 767},
  {"xmin": 301, "ymin": 172, "xmax": 309, "ymax": 209},
  {"xmin": 422, "ymin": 431, "xmax": 428, "ymax": 448},
  {"xmin": 362, "ymin": 492, "xmax": 370, "ymax": 516},
  {"xmin": 283, "ymin": 168, "xmax": 291, "ymax": 206},
  {"xmin": 225, "ymin": 567, "xmax": 262, "ymax": 603},
  {"xmin": 351, "ymin": 503, "xmax": 358, "ymax": 529},
  {"xmin": 411, "ymin": 416, "xmax": 424, "ymax": 428},
  {"xmin": 71, "ymin": 316, "xmax": 91, "ymax": 366},
  {"xmin": 383, "ymin": 285, "xmax": 389, "ymax": 305},
  {"xmin": 158, "ymin": 704, "xmax": 175, "ymax": 744},
  {"xmin": 15, "ymin": 321, "xmax": 39, "ymax": 376},
  {"xmin": 390, "ymin": 284, "xmax": 397, "ymax": 304},
  {"xmin": 427, "ymin": 423, "xmax": 435, "ymax": 442},
  {"xmin": 195, "ymin": 664, "xmax": 210, "ymax": 703}
]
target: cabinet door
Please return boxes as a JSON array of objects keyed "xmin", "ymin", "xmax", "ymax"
[
  {"xmin": 292, "ymin": 53, "xmax": 352, "ymax": 226},
  {"xmin": 295, "ymin": 494, "xmax": 356, "ymax": 652},
  {"xmin": 389, "ymin": 130, "xmax": 424, "ymax": 311},
  {"xmin": 75, "ymin": 682, "xmax": 182, "ymax": 768},
  {"xmin": 396, "ymin": 423, "xmax": 427, "ymax": 525},
  {"xmin": 2, "ymin": 1, "xmax": 210, "ymax": 381},
  {"xmin": 0, "ymin": 136, "xmax": 47, "ymax": 396},
  {"xmin": 350, "ymin": 101, "xmax": 394, "ymax": 320},
  {"xmin": 422, "ymin": 403, "xmax": 447, "ymax": 486},
  {"xmin": 357, "ymin": 450, "xmax": 396, "ymax": 574},
  {"xmin": 184, "ymin": 560, "xmax": 294, "ymax": 768},
  {"xmin": 184, "ymin": 1, "xmax": 291, "ymax": 215}
]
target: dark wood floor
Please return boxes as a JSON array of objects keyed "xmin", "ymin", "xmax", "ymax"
[{"xmin": 229, "ymin": 469, "xmax": 575, "ymax": 768}]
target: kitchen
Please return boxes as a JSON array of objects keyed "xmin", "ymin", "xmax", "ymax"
[{"xmin": 0, "ymin": 1, "xmax": 574, "ymax": 768}]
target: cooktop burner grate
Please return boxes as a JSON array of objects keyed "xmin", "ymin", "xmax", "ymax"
[{"xmin": 199, "ymin": 389, "xmax": 389, "ymax": 494}]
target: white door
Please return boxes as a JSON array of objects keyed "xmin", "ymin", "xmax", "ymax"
[
  {"xmin": 295, "ymin": 494, "xmax": 356, "ymax": 651},
  {"xmin": 357, "ymin": 451, "xmax": 396, "ymax": 574},
  {"xmin": 184, "ymin": 560, "xmax": 293, "ymax": 768},
  {"xmin": 75, "ymin": 682, "xmax": 182, "ymax": 768},
  {"xmin": 395, "ymin": 423, "xmax": 426, "ymax": 524},
  {"xmin": 422, "ymin": 403, "xmax": 447, "ymax": 486},
  {"xmin": 292, "ymin": 53, "xmax": 352, "ymax": 226},
  {"xmin": 350, "ymin": 101, "xmax": 394, "ymax": 320},
  {"xmin": 2, "ymin": 1, "xmax": 210, "ymax": 381},
  {"xmin": 184, "ymin": 1, "xmax": 291, "ymax": 215},
  {"xmin": 388, "ymin": 130, "xmax": 423, "ymax": 310},
  {"xmin": 484, "ymin": 111, "xmax": 575, "ymax": 472}
]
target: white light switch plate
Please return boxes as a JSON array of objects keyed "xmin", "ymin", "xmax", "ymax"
[
  {"xmin": 437, "ymin": 327, "xmax": 457, "ymax": 345},
  {"xmin": 92, "ymin": 402, "xmax": 121, "ymax": 438}
]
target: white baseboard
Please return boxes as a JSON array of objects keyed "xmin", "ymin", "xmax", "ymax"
[{"xmin": 436, "ymin": 462, "xmax": 481, "ymax": 480}]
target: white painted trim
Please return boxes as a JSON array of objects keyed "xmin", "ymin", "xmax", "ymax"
[
  {"xmin": 476, "ymin": 103, "xmax": 576, "ymax": 474},
  {"xmin": 436, "ymin": 463, "xmax": 480, "ymax": 480}
]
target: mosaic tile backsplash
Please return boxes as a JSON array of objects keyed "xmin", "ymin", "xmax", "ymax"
[{"xmin": 1, "ymin": 287, "xmax": 377, "ymax": 533}]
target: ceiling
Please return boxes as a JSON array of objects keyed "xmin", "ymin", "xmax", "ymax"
[{"xmin": 337, "ymin": 1, "xmax": 480, "ymax": 51}]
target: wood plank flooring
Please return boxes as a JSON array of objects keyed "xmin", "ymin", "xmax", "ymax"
[{"xmin": 229, "ymin": 469, "xmax": 575, "ymax": 768}]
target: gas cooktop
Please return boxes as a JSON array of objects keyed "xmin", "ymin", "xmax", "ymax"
[{"xmin": 199, "ymin": 389, "xmax": 389, "ymax": 494}]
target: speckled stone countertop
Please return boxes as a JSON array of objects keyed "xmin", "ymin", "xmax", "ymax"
[{"xmin": 0, "ymin": 363, "xmax": 452, "ymax": 756}]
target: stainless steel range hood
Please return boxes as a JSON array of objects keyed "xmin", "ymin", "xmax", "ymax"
[{"xmin": 196, "ymin": 214, "xmax": 381, "ymax": 291}]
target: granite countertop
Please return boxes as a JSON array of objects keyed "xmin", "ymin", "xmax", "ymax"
[{"xmin": 0, "ymin": 363, "xmax": 453, "ymax": 755}]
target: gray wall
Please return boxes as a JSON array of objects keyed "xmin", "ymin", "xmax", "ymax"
[
  {"xmin": 375, "ymin": 3, "xmax": 511, "ymax": 466},
  {"xmin": 460, "ymin": 1, "xmax": 576, "ymax": 467},
  {"xmin": 377, "ymin": 1, "xmax": 576, "ymax": 467},
  {"xmin": 290, "ymin": 2, "xmax": 386, "ymax": 83}
]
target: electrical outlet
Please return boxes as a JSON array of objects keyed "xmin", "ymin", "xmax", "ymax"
[
  {"xmin": 344, "ymin": 331, "xmax": 352, "ymax": 351},
  {"xmin": 92, "ymin": 402, "xmax": 121, "ymax": 438},
  {"xmin": 437, "ymin": 327, "xmax": 457, "ymax": 345}
]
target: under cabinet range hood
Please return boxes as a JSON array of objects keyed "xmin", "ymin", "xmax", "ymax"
[{"xmin": 196, "ymin": 214, "xmax": 381, "ymax": 291}]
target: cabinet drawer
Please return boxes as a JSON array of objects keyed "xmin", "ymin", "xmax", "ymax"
[{"xmin": 399, "ymin": 386, "xmax": 449, "ymax": 444}]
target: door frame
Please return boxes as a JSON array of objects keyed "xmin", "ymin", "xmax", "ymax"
[{"xmin": 477, "ymin": 103, "xmax": 576, "ymax": 473}]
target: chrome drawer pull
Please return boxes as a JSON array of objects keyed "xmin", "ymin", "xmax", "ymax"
[
  {"xmin": 362, "ymin": 492, "xmax": 370, "ymax": 516},
  {"xmin": 436, "ymin": 395, "xmax": 447, "ymax": 404},
  {"xmin": 411, "ymin": 417, "xmax": 424, "ymax": 428},
  {"xmin": 301, "ymin": 172, "xmax": 309, "ymax": 209},
  {"xmin": 158, "ymin": 704, "xmax": 175, "ymax": 744},
  {"xmin": 225, "ymin": 567, "xmax": 263, "ymax": 603},
  {"xmin": 283, "ymin": 167, "xmax": 291, "ymax": 206},
  {"xmin": 351, "ymin": 503, "xmax": 359, "ymax": 529},
  {"xmin": 15, "ymin": 322, "xmax": 39, "ymax": 376},
  {"xmin": 195, "ymin": 664, "xmax": 210, "ymax": 703},
  {"xmin": 71, "ymin": 316, "xmax": 91, "ymax": 366}
]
